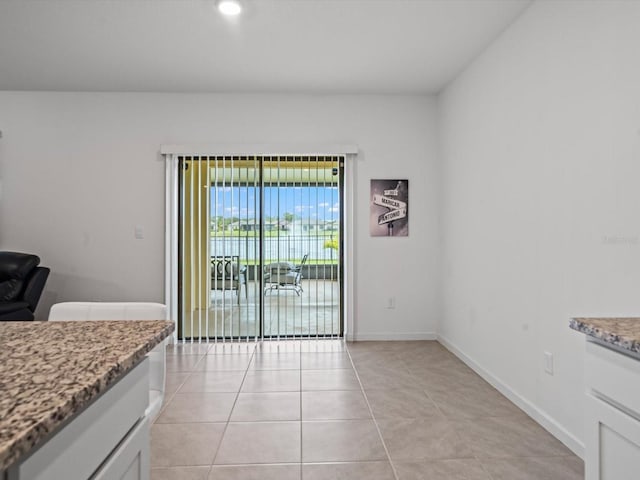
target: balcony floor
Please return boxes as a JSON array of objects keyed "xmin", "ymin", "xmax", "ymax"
[{"xmin": 181, "ymin": 279, "xmax": 341, "ymax": 339}]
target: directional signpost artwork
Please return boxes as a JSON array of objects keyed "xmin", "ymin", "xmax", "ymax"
[{"xmin": 370, "ymin": 179, "xmax": 409, "ymax": 237}]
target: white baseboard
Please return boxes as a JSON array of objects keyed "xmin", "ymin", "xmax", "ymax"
[
  {"xmin": 437, "ymin": 334, "xmax": 585, "ymax": 459},
  {"xmin": 352, "ymin": 332, "xmax": 438, "ymax": 341}
]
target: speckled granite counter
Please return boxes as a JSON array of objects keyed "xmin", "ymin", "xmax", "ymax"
[
  {"xmin": 0, "ymin": 320, "xmax": 174, "ymax": 472},
  {"xmin": 570, "ymin": 317, "xmax": 640, "ymax": 356}
]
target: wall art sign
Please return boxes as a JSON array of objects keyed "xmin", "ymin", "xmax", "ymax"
[{"xmin": 370, "ymin": 179, "xmax": 408, "ymax": 237}]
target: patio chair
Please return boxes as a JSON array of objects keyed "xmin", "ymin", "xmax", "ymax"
[
  {"xmin": 264, "ymin": 254, "xmax": 308, "ymax": 296},
  {"xmin": 211, "ymin": 255, "xmax": 247, "ymax": 304},
  {"xmin": 48, "ymin": 302, "xmax": 168, "ymax": 422}
]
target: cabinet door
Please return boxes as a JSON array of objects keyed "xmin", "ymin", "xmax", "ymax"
[
  {"xmin": 586, "ymin": 393, "xmax": 640, "ymax": 480},
  {"xmin": 14, "ymin": 359, "xmax": 148, "ymax": 480},
  {"xmin": 93, "ymin": 416, "xmax": 149, "ymax": 480}
]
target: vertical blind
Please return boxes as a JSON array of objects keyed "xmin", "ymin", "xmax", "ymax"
[{"xmin": 179, "ymin": 155, "xmax": 343, "ymax": 342}]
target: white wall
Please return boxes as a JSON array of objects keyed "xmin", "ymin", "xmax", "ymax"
[
  {"xmin": 438, "ymin": 0, "xmax": 640, "ymax": 455},
  {"xmin": 0, "ymin": 93, "xmax": 440, "ymax": 339}
]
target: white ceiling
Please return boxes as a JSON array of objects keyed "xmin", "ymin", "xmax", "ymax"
[{"xmin": 0, "ymin": 0, "xmax": 531, "ymax": 94}]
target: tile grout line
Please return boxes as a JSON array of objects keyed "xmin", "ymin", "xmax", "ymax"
[
  {"xmin": 156, "ymin": 370, "xmax": 192, "ymax": 419},
  {"xmin": 476, "ymin": 457, "xmax": 497, "ymax": 480},
  {"xmin": 345, "ymin": 344, "xmax": 400, "ymax": 480},
  {"xmin": 299, "ymin": 341, "xmax": 304, "ymax": 480},
  {"xmin": 205, "ymin": 342, "xmax": 258, "ymax": 478},
  {"xmin": 157, "ymin": 343, "xmax": 213, "ymax": 418},
  {"xmin": 152, "ymin": 345, "xmax": 211, "ymax": 473},
  {"xmin": 405, "ymin": 355, "xmax": 502, "ymax": 480},
  {"xmin": 407, "ymin": 354, "xmax": 512, "ymax": 480}
]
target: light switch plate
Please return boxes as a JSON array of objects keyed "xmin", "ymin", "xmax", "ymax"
[{"xmin": 544, "ymin": 351, "xmax": 554, "ymax": 375}]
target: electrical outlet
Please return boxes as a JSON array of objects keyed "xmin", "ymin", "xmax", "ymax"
[
  {"xmin": 134, "ymin": 225, "xmax": 145, "ymax": 239},
  {"xmin": 544, "ymin": 352, "xmax": 554, "ymax": 375}
]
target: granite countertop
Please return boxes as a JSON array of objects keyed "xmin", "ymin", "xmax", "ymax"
[
  {"xmin": 0, "ymin": 320, "xmax": 174, "ymax": 471},
  {"xmin": 570, "ymin": 317, "xmax": 640, "ymax": 356}
]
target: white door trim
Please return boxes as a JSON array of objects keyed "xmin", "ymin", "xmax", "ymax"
[{"xmin": 164, "ymin": 146, "xmax": 358, "ymax": 342}]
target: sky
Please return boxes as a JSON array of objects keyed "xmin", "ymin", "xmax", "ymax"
[{"xmin": 212, "ymin": 186, "xmax": 340, "ymax": 221}]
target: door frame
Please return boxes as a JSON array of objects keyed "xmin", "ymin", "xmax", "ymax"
[{"xmin": 163, "ymin": 144, "xmax": 358, "ymax": 342}]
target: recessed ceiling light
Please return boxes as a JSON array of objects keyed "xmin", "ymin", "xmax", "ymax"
[{"xmin": 218, "ymin": 0, "xmax": 242, "ymax": 16}]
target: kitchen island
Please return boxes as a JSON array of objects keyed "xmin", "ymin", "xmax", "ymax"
[
  {"xmin": 570, "ymin": 317, "xmax": 640, "ymax": 480},
  {"xmin": 0, "ymin": 320, "xmax": 174, "ymax": 480}
]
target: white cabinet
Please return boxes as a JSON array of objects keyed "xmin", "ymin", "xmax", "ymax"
[
  {"xmin": 585, "ymin": 340, "xmax": 640, "ymax": 480},
  {"xmin": 7, "ymin": 359, "xmax": 150, "ymax": 480},
  {"xmin": 93, "ymin": 415, "xmax": 149, "ymax": 480}
]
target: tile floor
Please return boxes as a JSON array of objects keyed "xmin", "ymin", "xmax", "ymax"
[{"xmin": 151, "ymin": 340, "xmax": 584, "ymax": 480}]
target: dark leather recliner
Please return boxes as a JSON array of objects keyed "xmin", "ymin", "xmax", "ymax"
[{"xmin": 0, "ymin": 252, "xmax": 50, "ymax": 321}]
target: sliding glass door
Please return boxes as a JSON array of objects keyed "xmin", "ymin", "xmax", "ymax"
[{"xmin": 178, "ymin": 155, "xmax": 343, "ymax": 341}]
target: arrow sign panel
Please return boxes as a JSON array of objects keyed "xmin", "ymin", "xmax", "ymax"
[
  {"xmin": 378, "ymin": 208, "xmax": 407, "ymax": 225},
  {"xmin": 373, "ymin": 194, "xmax": 407, "ymax": 210}
]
